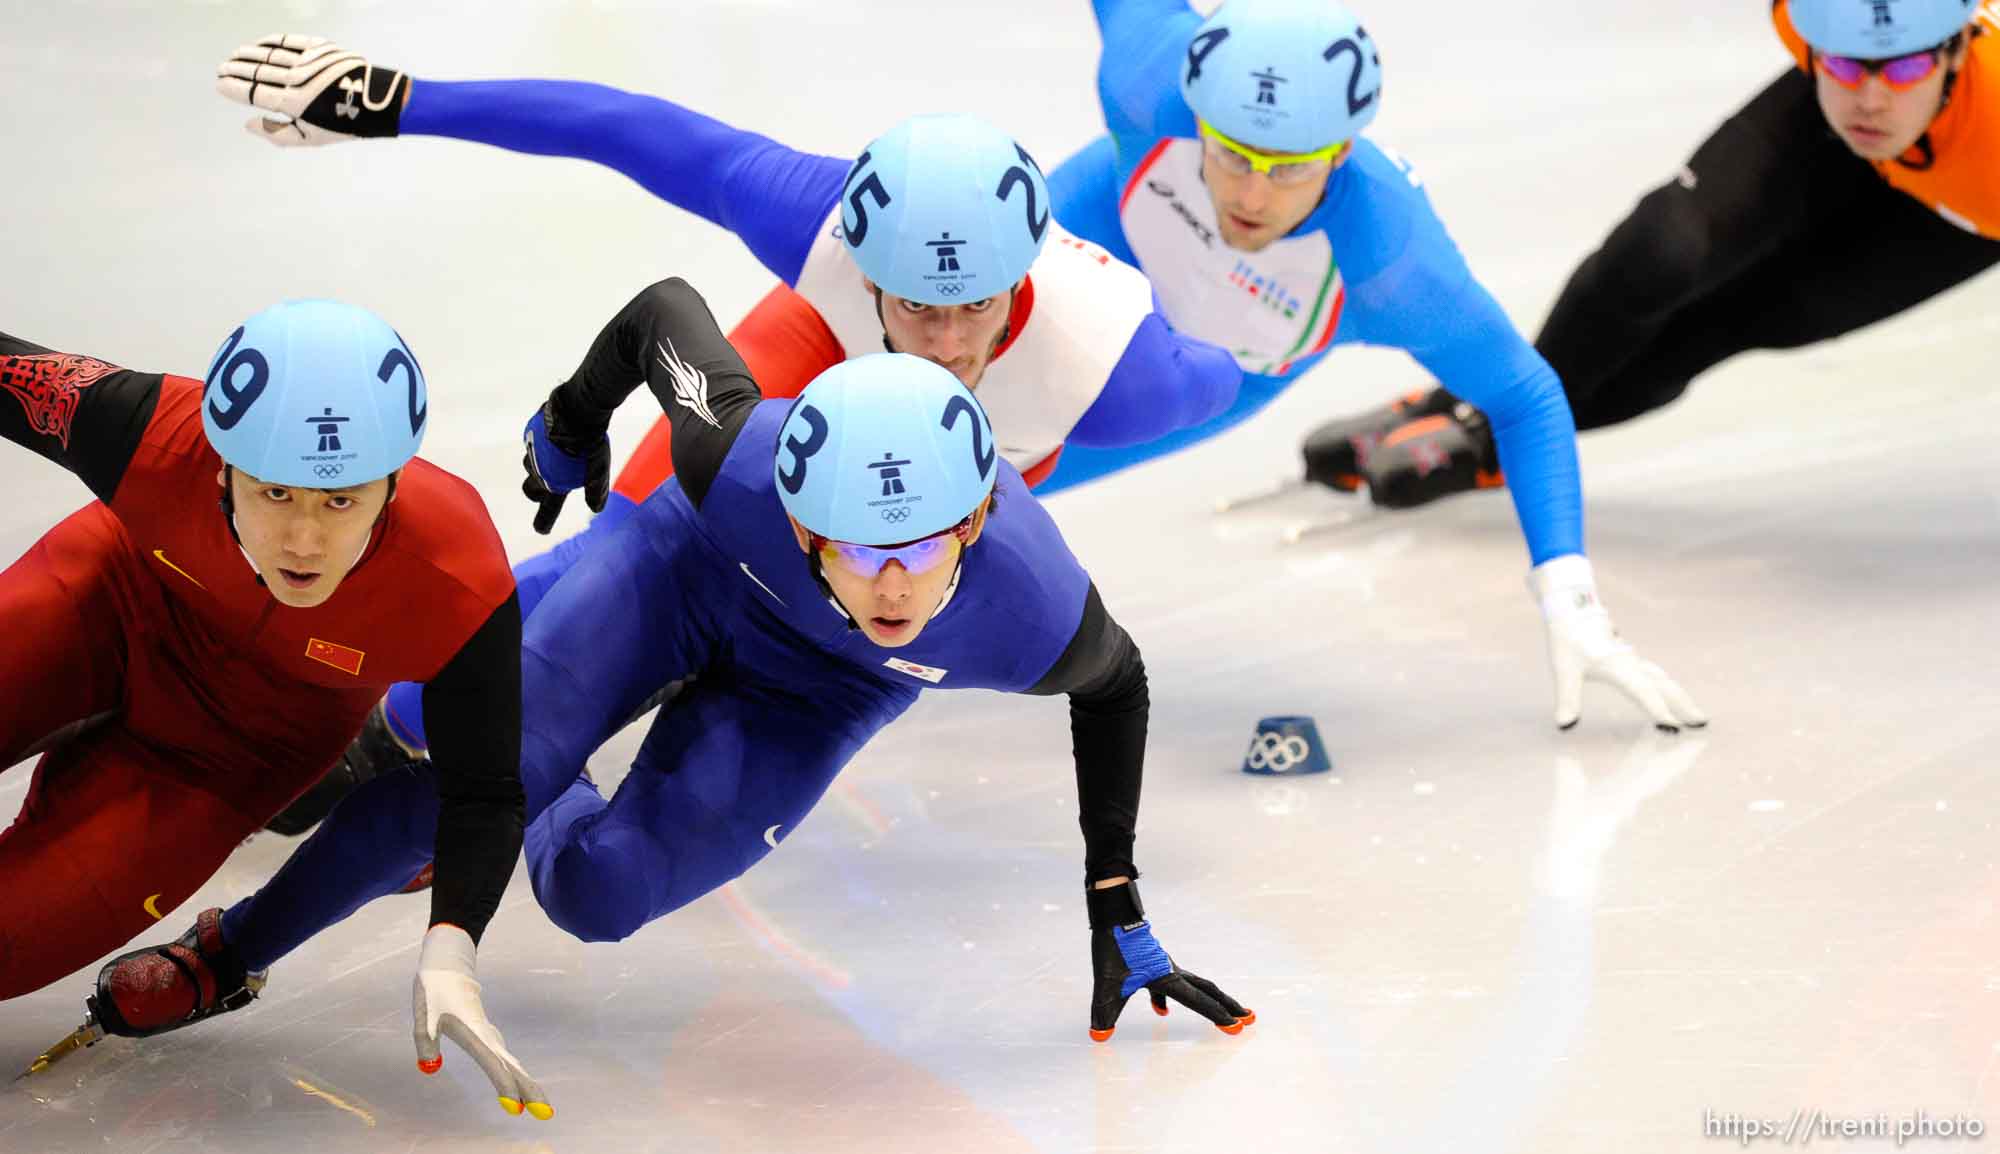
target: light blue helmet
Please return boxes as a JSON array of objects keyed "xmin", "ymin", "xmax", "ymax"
[
  {"xmin": 840, "ymin": 113, "xmax": 1050, "ymax": 306},
  {"xmin": 1180, "ymin": 0, "xmax": 1383, "ymax": 155},
  {"xmin": 200, "ymin": 299, "xmax": 427, "ymax": 488},
  {"xmin": 1790, "ymin": 0, "xmax": 1975, "ymax": 57},
  {"xmin": 773, "ymin": 353, "xmax": 997, "ymax": 545}
]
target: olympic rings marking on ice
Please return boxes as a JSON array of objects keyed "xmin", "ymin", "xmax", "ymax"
[
  {"xmin": 881, "ymin": 506, "xmax": 911, "ymax": 523},
  {"xmin": 1244, "ymin": 731, "xmax": 1311, "ymax": 772},
  {"xmin": 312, "ymin": 463, "xmax": 346, "ymax": 479}
]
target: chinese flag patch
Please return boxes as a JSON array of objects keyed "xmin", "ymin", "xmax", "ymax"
[{"xmin": 304, "ymin": 637, "xmax": 366, "ymax": 676}]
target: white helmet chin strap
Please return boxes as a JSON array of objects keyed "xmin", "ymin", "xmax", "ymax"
[{"xmin": 927, "ymin": 558, "xmax": 966, "ymax": 622}]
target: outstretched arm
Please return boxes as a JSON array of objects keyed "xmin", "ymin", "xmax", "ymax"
[
  {"xmin": 419, "ymin": 592, "xmax": 527, "ymax": 948},
  {"xmin": 218, "ymin": 35, "xmax": 850, "ymax": 284},
  {"xmin": 0, "ymin": 332, "xmax": 164, "ymax": 503},
  {"xmin": 403, "ymin": 80, "xmax": 848, "ymax": 284},
  {"xmin": 1067, "ymin": 315, "xmax": 1242, "ymax": 448},
  {"xmin": 1091, "ymin": 0, "xmax": 1205, "ymax": 143},
  {"xmin": 1025, "ymin": 582, "xmax": 1254, "ymax": 1041},
  {"xmin": 1024, "ymin": 584, "xmax": 1146, "ymax": 884}
]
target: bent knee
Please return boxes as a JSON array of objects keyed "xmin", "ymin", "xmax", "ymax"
[{"xmin": 545, "ymin": 895, "xmax": 651, "ymax": 944}]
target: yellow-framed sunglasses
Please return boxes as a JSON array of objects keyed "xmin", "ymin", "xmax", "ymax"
[{"xmin": 1197, "ymin": 119, "xmax": 1348, "ymax": 186}]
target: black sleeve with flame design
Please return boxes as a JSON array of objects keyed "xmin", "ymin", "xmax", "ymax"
[{"xmin": 0, "ymin": 332, "xmax": 162, "ymax": 503}]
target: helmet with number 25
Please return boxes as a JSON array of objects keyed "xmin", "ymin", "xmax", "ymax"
[
  {"xmin": 774, "ymin": 353, "xmax": 998, "ymax": 547},
  {"xmin": 839, "ymin": 113, "xmax": 1052, "ymax": 307},
  {"xmin": 200, "ymin": 299, "xmax": 428, "ymax": 489},
  {"xmin": 1181, "ymin": 0, "xmax": 1385, "ymax": 155}
]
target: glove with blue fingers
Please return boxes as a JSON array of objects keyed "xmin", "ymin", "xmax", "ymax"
[
  {"xmin": 1087, "ymin": 880, "xmax": 1253, "ymax": 1042},
  {"xmin": 521, "ymin": 387, "xmax": 611, "ymax": 535}
]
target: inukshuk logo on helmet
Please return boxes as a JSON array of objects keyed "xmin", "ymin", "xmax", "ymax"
[
  {"xmin": 302, "ymin": 406, "xmax": 357, "ymax": 478},
  {"xmin": 1246, "ymin": 66, "xmax": 1289, "ymax": 130},
  {"xmin": 1873, "ymin": 1, "xmax": 1895, "ymax": 27},
  {"xmin": 926, "ymin": 232, "xmax": 969, "ymax": 296},
  {"xmin": 866, "ymin": 450, "xmax": 920, "ymax": 521},
  {"xmin": 1252, "ymin": 67, "xmax": 1286, "ymax": 106},
  {"xmin": 929, "ymin": 232, "xmax": 962, "ymax": 273}
]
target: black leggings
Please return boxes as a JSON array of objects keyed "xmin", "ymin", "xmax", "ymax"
[{"xmin": 1537, "ymin": 67, "xmax": 2000, "ymax": 431}]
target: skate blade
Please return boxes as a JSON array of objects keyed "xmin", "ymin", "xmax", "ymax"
[
  {"xmin": 1213, "ymin": 478, "xmax": 1311, "ymax": 514},
  {"xmin": 17, "ymin": 1021, "xmax": 105, "ymax": 1080}
]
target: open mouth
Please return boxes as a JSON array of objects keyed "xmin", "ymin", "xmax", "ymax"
[
  {"xmin": 1847, "ymin": 124, "xmax": 1889, "ymax": 144},
  {"xmin": 1227, "ymin": 212, "xmax": 1265, "ymax": 233},
  {"xmin": 869, "ymin": 616, "xmax": 912, "ymax": 638},
  {"xmin": 277, "ymin": 568, "xmax": 321, "ymax": 589}
]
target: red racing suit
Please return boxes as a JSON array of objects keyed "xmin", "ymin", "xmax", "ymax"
[{"xmin": 0, "ymin": 333, "xmax": 523, "ymax": 998}]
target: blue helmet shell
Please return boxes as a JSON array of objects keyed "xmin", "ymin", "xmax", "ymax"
[
  {"xmin": 1180, "ymin": 0, "xmax": 1384, "ymax": 154},
  {"xmin": 773, "ymin": 353, "xmax": 998, "ymax": 545},
  {"xmin": 200, "ymin": 299, "xmax": 427, "ymax": 488},
  {"xmin": 1790, "ymin": 0, "xmax": 1976, "ymax": 57},
  {"xmin": 840, "ymin": 113, "xmax": 1050, "ymax": 306}
]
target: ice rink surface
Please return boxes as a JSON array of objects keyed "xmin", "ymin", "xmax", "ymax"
[{"xmin": 4, "ymin": 1, "xmax": 1998, "ymax": 1150}]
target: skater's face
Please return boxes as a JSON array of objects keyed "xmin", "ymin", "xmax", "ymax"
[
  {"xmin": 1814, "ymin": 38, "xmax": 1967, "ymax": 160},
  {"xmin": 1199, "ymin": 126, "xmax": 1344, "ymax": 252},
  {"xmin": 222, "ymin": 468, "xmax": 396, "ymax": 607},
  {"xmin": 790, "ymin": 502, "xmax": 991, "ymax": 647},
  {"xmin": 868, "ymin": 283, "xmax": 1018, "ymax": 390}
]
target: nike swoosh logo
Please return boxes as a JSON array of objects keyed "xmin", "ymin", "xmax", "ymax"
[
  {"xmin": 763, "ymin": 824, "xmax": 783, "ymax": 849},
  {"xmin": 142, "ymin": 893, "xmax": 165, "ymax": 920},
  {"xmin": 151, "ymin": 550, "xmax": 206, "ymax": 590},
  {"xmin": 740, "ymin": 562, "xmax": 785, "ymax": 606}
]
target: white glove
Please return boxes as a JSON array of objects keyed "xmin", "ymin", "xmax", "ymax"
[
  {"xmin": 1529, "ymin": 554, "xmax": 1707, "ymax": 732},
  {"xmin": 413, "ymin": 923, "xmax": 552, "ymax": 1120},
  {"xmin": 216, "ymin": 34, "xmax": 408, "ymax": 148}
]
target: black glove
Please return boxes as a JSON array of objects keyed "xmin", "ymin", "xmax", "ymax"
[
  {"xmin": 1086, "ymin": 881, "xmax": 1254, "ymax": 1042},
  {"xmin": 521, "ymin": 387, "xmax": 611, "ymax": 534}
]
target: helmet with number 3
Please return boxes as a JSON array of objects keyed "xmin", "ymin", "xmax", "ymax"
[
  {"xmin": 200, "ymin": 299, "xmax": 428, "ymax": 488},
  {"xmin": 774, "ymin": 353, "xmax": 997, "ymax": 545},
  {"xmin": 1790, "ymin": 0, "xmax": 1976, "ymax": 57},
  {"xmin": 1181, "ymin": 0, "xmax": 1384, "ymax": 155},
  {"xmin": 839, "ymin": 113, "xmax": 1050, "ymax": 306}
]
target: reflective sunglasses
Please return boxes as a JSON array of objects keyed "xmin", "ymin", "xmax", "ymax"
[
  {"xmin": 1197, "ymin": 119, "xmax": 1347, "ymax": 186},
  {"xmin": 1815, "ymin": 47, "xmax": 1947, "ymax": 92},
  {"xmin": 812, "ymin": 514, "xmax": 976, "ymax": 579}
]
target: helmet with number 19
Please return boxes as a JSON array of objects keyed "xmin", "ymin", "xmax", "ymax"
[{"xmin": 200, "ymin": 298, "xmax": 427, "ymax": 489}]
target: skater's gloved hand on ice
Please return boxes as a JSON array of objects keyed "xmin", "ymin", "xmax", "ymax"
[
  {"xmin": 413, "ymin": 923, "xmax": 552, "ymax": 1120},
  {"xmin": 217, "ymin": 34, "xmax": 408, "ymax": 148},
  {"xmin": 521, "ymin": 387, "xmax": 612, "ymax": 534},
  {"xmin": 1086, "ymin": 880, "xmax": 1253, "ymax": 1042},
  {"xmin": 1530, "ymin": 554, "xmax": 1707, "ymax": 733}
]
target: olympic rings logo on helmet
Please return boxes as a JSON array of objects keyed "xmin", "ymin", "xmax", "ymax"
[
  {"xmin": 935, "ymin": 282, "xmax": 965, "ymax": 297},
  {"xmin": 312, "ymin": 463, "xmax": 346, "ymax": 479},
  {"xmin": 1244, "ymin": 731, "xmax": 1312, "ymax": 772},
  {"xmin": 881, "ymin": 506, "xmax": 912, "ymax": 523}
]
